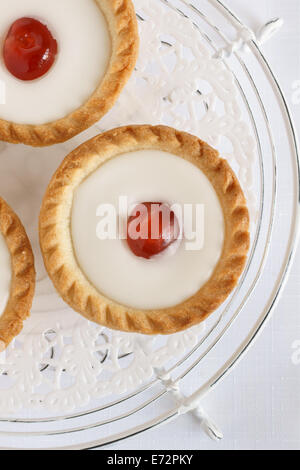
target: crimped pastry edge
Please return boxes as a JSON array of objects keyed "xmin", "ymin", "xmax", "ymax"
[
  {"xmin": 40, "ymin": 125, "xmax": 250, "ymax": 335},
  {"xmin": 0, "ymin": 0, "xmax": 139, "ymax": 147},
  {"xmin": 0, "ymin": 197, "xmax": 35, "ymax": 350}
]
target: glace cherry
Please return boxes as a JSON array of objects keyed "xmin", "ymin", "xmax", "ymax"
[
  {"xmin": 127, "ymin": 202, "xmax": 180, "ymax": 260},
  {"xmin": 3, "ymin": 17, "xmax": 58, "ymax": 81}
]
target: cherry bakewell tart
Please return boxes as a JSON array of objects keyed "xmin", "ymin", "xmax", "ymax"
[
  {"xmin": 0, "ymin": 0, "xmax": 139, "ymax": 147},
  {"xmin": 0, "ymin": 197, "xmax": 35, "ymax": 350},
  {"xmin": 39, "ymin": 125, "xmax": 250, "ymax": 335}
]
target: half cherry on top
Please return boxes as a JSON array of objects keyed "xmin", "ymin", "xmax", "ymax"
[
  {"xmin": 3, "ymin": 17, "xmax": 58, "ymax": 81},
  {"xmin": 127, "ymin": 202, "xmax": 180, "ymax": 260}
]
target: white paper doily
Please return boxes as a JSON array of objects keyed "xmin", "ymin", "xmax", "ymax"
[{"xmin": 0, "ymin": 0, "xmax": 258, "ymax": 415}]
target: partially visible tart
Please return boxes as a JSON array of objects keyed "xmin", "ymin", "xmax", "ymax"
[
  {"xmin": 0, "ymin": 0, "xmax": 139, "ymax": 146},
  {"xmin": 40, "ymin": 125, "xmax": 250, "ymax": 335},
  {"xmin": 0, "ymin": 197, "xmax": 35, "ymax": 350}
]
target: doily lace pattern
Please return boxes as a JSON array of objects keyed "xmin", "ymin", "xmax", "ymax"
[{"xmin": 0, "ymin": 0, "xmax": 256, "ymax": 414}]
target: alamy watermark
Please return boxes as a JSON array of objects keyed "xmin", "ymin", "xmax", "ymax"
[
  {"xmin": 291, "ymin": 339, "xmax": 300, "ymax": 366},
  {"xmin": 95, "ymin": 197, "xmax": 206, "ymax": 251},
  {"xmin": 292, "ymin": 80, "xmax": 300, "ymax": 105}
]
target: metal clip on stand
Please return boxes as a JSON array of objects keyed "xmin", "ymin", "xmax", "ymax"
[
  {"xmin": 154, "ymin": 367, "xmax": 223, "ymax": 441},
  {"xmin": 213, "ymin": 18, "xmax": 283, "ymax": 59}
]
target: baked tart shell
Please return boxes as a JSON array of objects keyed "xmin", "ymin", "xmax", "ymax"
[
  {"xmin": 40, "ymin": 125, "xmax": 250, "ymax": 335},
  {"xmin": 0, "ymin": 0, "xmax": 139, "ymax": 147},
  {"xmin": 0, "ymin": 197, "xmax": 35, "ymax": 350}
]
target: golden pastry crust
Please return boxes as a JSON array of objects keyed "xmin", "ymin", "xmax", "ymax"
[
  {"xmin": 40, "ymin": 125, "xmax": 250, "ymax": 335},
  {"xmin": 0, "ymin": 198, "xmax": 35, "ymax": 350},
  {"xmin": 0, "ymin": 0, "xmax": 139, "ymax": 147}
]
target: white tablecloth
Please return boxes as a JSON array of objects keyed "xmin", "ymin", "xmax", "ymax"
[{"xmin": 106, "ymin": 0, "xmax": 300, "ymax": 451}]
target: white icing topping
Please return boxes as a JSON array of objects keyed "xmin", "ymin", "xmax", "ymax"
[
  {"xmin": 0, "ymin": 233, "xmax": 11, "ymax": 316},
  {"xmin": 72, "ymin": 150, "xmax": 225, "ymax": 310},
  {"xmin": 0, "ymin": 0, "xmax": 111, "ymax": 125}
]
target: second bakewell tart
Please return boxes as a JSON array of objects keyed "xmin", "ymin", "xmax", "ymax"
[
  {"xmin": 0, "ymin": 0, "xmax": 139, "ymax": 147},
  {"xmin": 0, "ymin": 197, "xmax": 35, "ymax": 350},
  {"xmin": 40, "ymin": 125, "xmax": 250, "ymax": 335}
]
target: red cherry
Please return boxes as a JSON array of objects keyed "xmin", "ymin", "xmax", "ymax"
[
  {"xmin": 3, "ymin": 17, "xmax": 58, "ymax": 81},
  {"xmin": 127, "ymin": 202, "xmax": 180, "ymax": 260}
]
